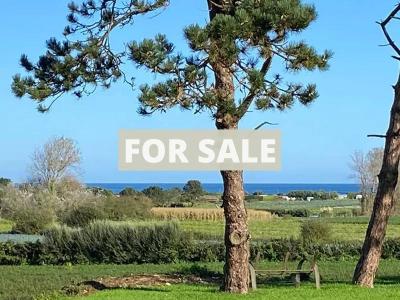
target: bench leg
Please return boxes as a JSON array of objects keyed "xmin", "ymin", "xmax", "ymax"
[
  {"xmin": 249, "ymin": 263, "xmax": 257, "ymax": 290},
  {"xmin": 314, "ymin": 264, "xmax": 321, "ymax": 289},
  {"xmin": 292, "ymin": 273, "xmax": 301, "ymax": 287}
]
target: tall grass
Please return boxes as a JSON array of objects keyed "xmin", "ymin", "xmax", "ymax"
[{"xmin": 151, "ymin": 207, "xmax": 272, "ymax": 221}]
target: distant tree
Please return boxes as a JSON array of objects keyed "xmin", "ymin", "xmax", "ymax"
[
  {"xmin": 0, "ymin": 178, "xmax": 11, "ymax": 186},
  {"xmin": 353, "ymin": 4, "xmax": 400, "ymax": 287},
  {"xmin": 182, "ymin": 180, "xmax": 205, "ymax": 202},
  {"xmin": 142, "ymin": 186, "xmax": 164, "ymax": 201},
  {"xmin": 12, "ymin": 0, "xmax": 331, "ymax": 292},
  {"xmin": 349, "ymin": 148, "xmax": 383, "ymax": 214},
  {"xmin": 119, "ymin": 187, "xmax": 138, "ymax": 196},
  {"xmin": 29, "ymin": 137, "xmax": 81, "ymax": 191}
]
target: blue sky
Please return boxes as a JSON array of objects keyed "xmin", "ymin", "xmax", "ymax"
[{"xmin": 0, "ymin": 1, "xmax": 397, "ymax": 183}]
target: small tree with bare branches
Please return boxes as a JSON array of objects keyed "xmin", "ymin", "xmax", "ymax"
[
  {"xmin": 30, "ymin": 137, "xmax": 81, "ymax": 190},
  {"xmin": 350, "ymin": 148, "xmax": 383, "ymax": 214}
]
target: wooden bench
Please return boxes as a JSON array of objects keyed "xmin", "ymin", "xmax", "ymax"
[{"xmin": 248, "ymin": 253, "xmax": 321, "ymax": 289}]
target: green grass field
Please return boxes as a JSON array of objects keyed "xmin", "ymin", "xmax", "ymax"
[
  {"xmin": 66, "ymin": 283, "xmax": 400, "ymax": 300},
  {"xmin": 2, "ymin": 260, "xmax": 400, "ymax": 299},
  {"xmin": 177, "ymin": 218, "xmax": 400, "ymax": 241}
]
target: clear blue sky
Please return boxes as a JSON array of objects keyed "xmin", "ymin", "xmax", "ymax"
[{"xmin": 0, "ymin": 1, "xmax": 397, "ymax": 183}]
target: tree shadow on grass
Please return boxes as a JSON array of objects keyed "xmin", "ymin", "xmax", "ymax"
[
  {"xmin": 119, "ymin": 286, "xmax": 171, "ymax": 292},
  {"xmin": 375, "ymin": 275, "xmax": 400, "ymax": 285}
]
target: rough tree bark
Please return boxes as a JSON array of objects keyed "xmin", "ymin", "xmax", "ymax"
[
  {"xmin": 353, "ymin": 6, "xmax": 400, "ymax": 285},
  {"xmin": 221, "ymin": 170, "xmax": 249, "ymax": 292}
]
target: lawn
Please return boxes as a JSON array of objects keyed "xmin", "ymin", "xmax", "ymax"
[
  {"xmin": 2, "ymin": 260, "xmax": 400, "ymax": 299},
  {"xmin": 66, "ymin": 283, "xmax": 400, "ymax": 300},
  {"xmin": 177, "ymin": 218, "xmax": 400, "ymax": 241}
]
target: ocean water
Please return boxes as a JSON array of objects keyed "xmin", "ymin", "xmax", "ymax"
[{"xmin": 87, "ymin": 183, "xmax": 360, "ymax": 195}]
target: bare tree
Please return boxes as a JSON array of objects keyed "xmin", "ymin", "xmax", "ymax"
[
  {"xmin": 350, "ymin": 148, "xmax": 383, "ymax": 214},
  {"xmin": 353, "ymin": 4, "xmax": 400, "ymax": 287},
  {"xmin": 30, "ymin": 137, "xmax": 81, "ymax": 190}
]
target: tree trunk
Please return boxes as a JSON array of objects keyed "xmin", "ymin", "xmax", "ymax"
[
  {"xmin": 353, "ymin": 74, "xmax": 400, "ymax": 287},
  {"xmin": 207, "ymin": 0, "xmax": 250, "ymax": 292},
  {"xmin": 221, "ymin": 170, "xmax": 249, "ymax": 293}
]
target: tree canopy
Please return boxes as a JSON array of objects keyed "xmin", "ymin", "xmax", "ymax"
[{"xmin": 12, "ymin": 0, "xmax": 331, "ymax": 119}]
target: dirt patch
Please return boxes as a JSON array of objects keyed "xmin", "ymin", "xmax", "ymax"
[{"xmin": 63, "ymin": 273, "xmax": 220, "ymax": 296}]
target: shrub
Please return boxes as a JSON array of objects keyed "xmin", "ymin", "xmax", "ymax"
[
  {"xmin": 60, "ymin": 204, "xmax": 106, "ymax": 227},
  {"xmin": 102, "ymin": 195, "xmax": 152, "ymax": 220},
  {"xmin": 119, "ymin": 187, "xmax": 138, "ymax": 196},
  {"xmin": 300, "ymin": 220, "xmax": 332, "ymax": 245},
  {"xmin": 12, "ymin": 207, "xmax": 54, "ymax": 234},
  {"xmin": 1, "ymin": 187, "xmax": 56, "ymax": 234},
  {"xmin": 42, "ymin": 221, "xmax": 184, "ymax": 264},
  {"xmin": 142, "ymin": 186, "xmax": 183, "ymax": 206},
  {"xmin": 266, "ymin": 209, "xmax": 310, "ymax": 218},
  {"xmin": 6, "ymin": 236, "xmax": 400, "ymax": 266}
]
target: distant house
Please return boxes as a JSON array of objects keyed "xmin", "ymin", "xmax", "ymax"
[
  {"xmin": 356, "ymin": 194, "xmax": 363, "ymax": 200},
  {"xmin": 281, "ymin": 195, "xmax": 290, "ymax": 201},
  {"xmin": 306, "ymin": 196, "xmax": 314, "ymax": 202}
]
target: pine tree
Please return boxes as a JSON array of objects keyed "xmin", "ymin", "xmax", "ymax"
[{"xmin": 12, "ymin": 0, "xmax": 331, "ymax": 293}]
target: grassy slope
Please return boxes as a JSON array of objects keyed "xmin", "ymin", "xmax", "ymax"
[{"xmin": 3, "ymin": 260, "xmax": 400, "ymax": 299}]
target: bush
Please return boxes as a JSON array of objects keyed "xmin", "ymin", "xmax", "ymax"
[
  {"xmin": 266, "ymin": 209, "xmax": 310, "ymax": 218},
  {"xmin": 142, "ymin": 186, "xmax": 183, "ymax": 206},
  {"xmin": 300, "ymin": 220, "xmax": 332, "ymax": 245},
  {"xmin": 102, "ymin": 195, "xmax": 152, "ymax": 221},
  {"xmin": 42, "ymin": 221, "xmax": 184, "ymax": 264},
  {"xmin": 12, "ymin": 207, "xmax": 54, "ymax": 234},
  {"xmin": 119, "ymin": 187, "xmax": 139, "ymax": 196},
  {"xmin": 1, "ymin": 187, "xmax": 56, "ymax": 234},
  {"xmin": 5, "ymin": 235, "xmax": 400, "ymax": 266},
  {"xmin": 60, "ymin": 204, "xmax": 106, "ymax": 227}
]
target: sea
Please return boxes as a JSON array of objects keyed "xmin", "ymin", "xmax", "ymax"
[{"xmin": 87, "ymin": 183, "xmax": 360, "ymax": 195}]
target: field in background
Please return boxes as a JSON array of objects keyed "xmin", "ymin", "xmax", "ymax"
[
  {"xmin": 246, "ymin": 199, "xmax": 360, "ymax": 212},
  {"xmin": 177, "ymin": 218, "xmax": 400, "ymax": 241},
  {"xmin": 151, "ymin": 207, "xmax": 272, "ymax": 221}
]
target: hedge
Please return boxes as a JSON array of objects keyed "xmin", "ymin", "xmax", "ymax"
[{"xmin": 2, "ymin": 221, "xmax": 400, "ymax": 265}]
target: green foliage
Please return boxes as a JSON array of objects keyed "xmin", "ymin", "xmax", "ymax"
[
  {"xmin": 300, "ymin": 220, "xmax": 332, "ymax": 245},
  {"xmin": 11, "ymin": 207, "xmax": 55, "ymax": 234},
  {"xmin": 41, "ymin": 221, "xmax": 185, "ymax": 264},
  {"xmin": 1, "ymin": 188, "xmax": 56, "ymax": 234},
  {"xmin": 0, "ymin": 178, "xmax": 11, "ymax": 186},
  {"xmin": 118, "ymin": 187, "xmax": 138, "ymax": 196},
  {"xmin": 266, "ymin": 208, "xmax": 310, "ymax": 218},
  {"xmin": 12, "ymin": 0, "xmax": 331, "ymax": 121},
  {"xmin": 60, "ymin": 204, "xmax": 106, "ymax": 227},
  {"xmin": 142, "ymin": 186, "xmax": 183, "ymax": 206},
  {"xmin": 102, "ymin": 195, "xmax": 152, "ymax": 221},
  {"xmin": 5, "ymin": 234, "xmax": 400, "ymax": 266},
  {"xmin": 87, "ymin": 187, "xmax": 114, "ymax": 196},
  {"xmin": 182, "ymin": 180, "xmax": 205, "ymax": 202},
  {"xmin": 287, "ymin": 190, "xmax": 339, "ymax": 200}
]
